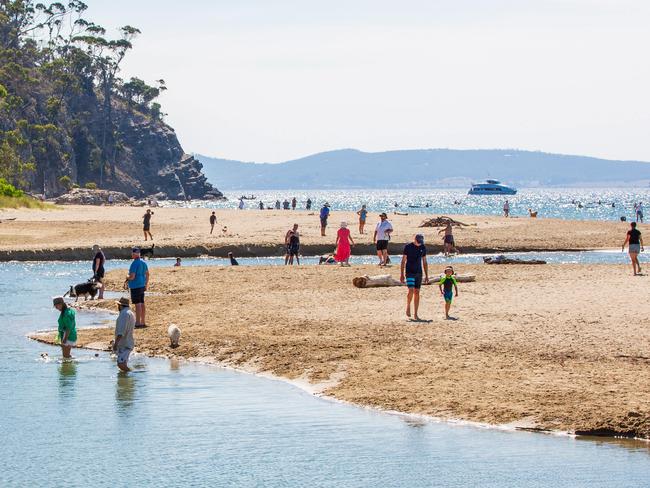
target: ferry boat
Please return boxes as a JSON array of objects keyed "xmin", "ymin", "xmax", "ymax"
[{"xmin": 468, "ymin": 179, "xmax": 517, "ymax": 195}]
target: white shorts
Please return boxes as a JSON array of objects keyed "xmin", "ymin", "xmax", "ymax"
[
  {"xmin": 62, "ymin": 341, "xmax": 76, "ymax": 347},
  {"xmin": 117, "ymin": 348, "xmax": 132, "ymax": 364}
]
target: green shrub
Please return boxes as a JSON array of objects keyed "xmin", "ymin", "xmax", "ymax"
[
  {"xmin": 84, "ymin": 181, "xmax": 97, "ymax": 189},
  {"xmin": 58, "ymin": 175, "xmax": 73, "ymax": 190},
  {"xmin": 0, "ymin": 178, "xmax": 24, "ymax": 197}
]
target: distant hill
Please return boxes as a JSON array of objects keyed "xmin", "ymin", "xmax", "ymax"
[{"xmin": 196, "ymin": 149, "xmax": 650, "ymax": 190}]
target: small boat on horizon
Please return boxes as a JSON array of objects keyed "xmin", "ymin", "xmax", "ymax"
[
  {"xmin": 468, "ymin": 179, "xmax": 517, "ymax": 195},
  {"xmin": 240, "ymin": 195, "xmax": 256, "ymax": 200}
]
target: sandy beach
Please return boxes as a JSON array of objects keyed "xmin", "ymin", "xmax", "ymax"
[
  {"xmin": 31, "ymin": 262, "xmax": 650, "ymax": 439},
  {"xmin": 0, "ymin": 205, "xmax": 638, "ymax": 260}
]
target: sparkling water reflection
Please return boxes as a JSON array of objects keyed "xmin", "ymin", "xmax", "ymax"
[{"xmin": 1, "ymin": 261, "xmax": 649, "ymax": 487}]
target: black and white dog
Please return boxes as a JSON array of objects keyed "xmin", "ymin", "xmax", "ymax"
[
  {"xmin": 140, "ymin": 244, "xmax": 155, "ymax": 259},
  {"xmin": 63, "ymin": 278, "xmax": 102, "ymax": 302}
]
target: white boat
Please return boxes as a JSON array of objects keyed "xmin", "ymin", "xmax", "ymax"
[{"xmin": 468, "ymin": 179, "xmax": 517, "ymax": 195}]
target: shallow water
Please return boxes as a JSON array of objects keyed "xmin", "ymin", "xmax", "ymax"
[
  {"xmin": 161, "ymin": 188, "xmax": 650, "ymax": 221},
  {"xmin": 2, "ymin": 261, "xmax": 649, "ymax": 487}
]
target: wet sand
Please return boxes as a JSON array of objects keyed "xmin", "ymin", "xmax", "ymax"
[
  {"xmin": 0, "ymin": 205, "xmax": 636, "ymax": 260},
  {"xmin": 33, "ymin": 263, "xmax": 650, "ymax": 439}
]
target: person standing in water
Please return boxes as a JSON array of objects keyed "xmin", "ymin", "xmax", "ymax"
[
  {"xmin": 306, "ymin": 198, "xmax": 312, "ymax": 210},
  {"xmin": 503, "ymin": 200, "xmax": 510, "ymax": 218},
  {"xmin": 622, "ymin": 221, "xmax": 644, "ymax": 275},
  {"xmin": 238, "ymin": 198, "xmax": 245, "ymax": 210},
  {"xmin": 291, "ymin": 197, "xmax": 297, "ymax": 210},
  {"xmin": 438, "ymin": 266, "xmax": 459, "ymax": 319},
  {"xmin": 209, "ymin": 211, "xmax": 217, "ymax": 234},
  {"xmin": 143, "ymin": 209, "xmax": 154, "ymax": 241},
  {"xmin": 357, "ymin": 205, "xmax": 368, "ymax": 234},
  {"xmin": 400, "ymin": 234, "xmax": 429, "ymax": 321},
  {"xmin": 53, "ymin": 296, "xmax": 76, "ymax": 359},
  {"xmin": 284, "ymin": 223, "xmax": 301, "ymax": 265},
  {"xmin": 438, "ymin": 222, "xmax": 456, "ymax": 256},
  {"xmin": 636, "ymin": 202, "xmax": 644, "ymax": 223},
  {"xmin": 259, "ymin": 201, "xmax": 264, "ymax": 210},
  {"xmin": 373, "ymin": 212, "xmax": 393, "ymax": 266},
  {"xmin": 334, "ymin": 221, "xmax": 354, "ymax": 266},
  {"xmin": 92, "ymin": 244, "xmax": 106, "ymax": 299},
  {"xmin": 113, "ymin": 297, "xmax": 136, "ymax": 372}
]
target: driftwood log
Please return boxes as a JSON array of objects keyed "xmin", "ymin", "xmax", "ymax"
[
  {"xmin": 353, "ymin": 274, "xmax": 476, "ymax": 288},
  {"xmin": 483, "ymin": 256, "xmax": 547, "ymax": 265},
  {"xmin": 419, "ymin": 216, "xmax": 474, "ymax": 228}
]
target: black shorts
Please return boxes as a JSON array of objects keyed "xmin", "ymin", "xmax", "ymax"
[
  {"xmin": 289, "ymin": 245, "xmax": 300, "ymax": 256},
  {"xmin": 444, "ymin": 235, "xmax": 454, "ymax": 245},
  {"xmin": 320, "ymin": 218, "xmax": 328, "ymax": 227},
  {"xmin": 130, "ymin": 287, "xmax": 145, "ymax": 304},
  {"xmin": 143, "ymin": 225, "xmax": 150, "ymax": 232},
  {"xmin": 376, "ymin": 240, "xmax": 389, "ymax": 251},
  {"xmin": 94, "ymin": 267, "xmax": 105, "ymax": 279},
  {"xmin": 405, "ymin": 273, "xmax": 422, "ymax": 289}
]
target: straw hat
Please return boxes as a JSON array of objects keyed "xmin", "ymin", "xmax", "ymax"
[{"xmin": 116, "ymin": 297, "xmax": 130, "ymax": 308}]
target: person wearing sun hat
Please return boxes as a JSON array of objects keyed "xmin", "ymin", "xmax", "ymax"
[
  {"xmin": 113, "ymin": 297, "xmax": 136, "ymax": 372},
  {"xmin": 319, "ymin": 202, "xmax": 330, "ymax": 236},
  {"xmin": 373, "ymin": 212, "xmax": 393, "ymax": 266},
  {"xmin": 334, "ymin": 221, "xmax": 354, "ymax": 266},
  {"xmin": 53, "ymin": 296, "xmax": 76, "ymax": 358}
]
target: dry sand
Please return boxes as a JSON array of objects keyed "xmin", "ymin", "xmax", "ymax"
[
  {"xmin": 33, "ymin": 263, "xmax": 650, "ymax": 439},
  {"xmin": 0, "ymin": 205, "xmax": 637, "ymax": 260}
]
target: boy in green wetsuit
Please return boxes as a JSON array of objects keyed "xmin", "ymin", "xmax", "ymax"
[{"xmin": 438, "ymin": 266, "xmax": 459, "ymax": 319}]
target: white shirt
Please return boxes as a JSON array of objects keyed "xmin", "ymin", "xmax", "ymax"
[
  {"xmin": 375, "ymin": 220, "xmax": 393, "ymax": 240},
  {"xmin": 115, "ymin": 308, "xmax": 136, "ymax": 350}
]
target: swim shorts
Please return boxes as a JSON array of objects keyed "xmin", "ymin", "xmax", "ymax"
[
  {"xmin": 130, "ymin": 287, "xmax": 145, "ymax": 304},
  {"xmin": 629, "ymin": 243, "xmax": 641, "ymax": 254},
  {"xmin": 320, "ymin": 218, "xmax": 328, "ymax": 227},
  {"xmin": 289, "ymin": 245, "xmax": 300, "ymax": 256},
  {"xmin": 444, "ymin": 235, "xmax": 454, "ymax": 245},
  {"xmin": 376, "ymin": 239, "xmax": 389, "ymax": 251},
  {"xmin": 443, "ymin": 290, "xmax": 454, "ymax": 303},
  {"xmin": 405, "ymin": 274, "xmax": 422, "ymax": 289},
  {"xmin": 143, "ymin": 225, "xmax": 150, "ymax": 231},
  {"xmin": 61, "ymin": 340, "xmax": 77, "ymax": 347},
  {"xmin": 117, "ymin": 347, "xmax": 132, "ymax": 364}
]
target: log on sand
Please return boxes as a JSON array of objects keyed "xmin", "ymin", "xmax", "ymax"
[
  {"xmin": 353, "ymin": 274, "xmax": 476, "ymax": 288},
  {"xmin": 483, "ymin": 256, "xmax": 547, "ymax": 265},
  {"xmin": 419, "ymin": 216, "xmax": 474, "ymax": 228}
]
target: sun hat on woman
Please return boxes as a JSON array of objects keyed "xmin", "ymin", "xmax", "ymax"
[{"xmin": 340, "ymin": 221, "xmax": 347, "ymax": 228}]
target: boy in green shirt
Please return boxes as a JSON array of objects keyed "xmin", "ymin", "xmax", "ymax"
[
  {"xmin": 438, "ymin": 266, "xmax": 459, "ymax": 320},
  {"xmin": 53, "ymin": 296, "xmax": 77, "ymax": 358}
]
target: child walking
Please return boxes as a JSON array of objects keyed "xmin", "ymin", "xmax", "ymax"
[{"xmin": 438, "ymin": 266, "xmax": 459, "ymax": 319}]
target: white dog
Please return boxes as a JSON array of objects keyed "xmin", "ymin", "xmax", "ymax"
[{"xmin": 168, "ymin": 324, "xmax": 181, "ymax": 348}]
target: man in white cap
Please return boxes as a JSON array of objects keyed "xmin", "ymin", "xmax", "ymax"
[
  {"xmin": 373, "ymin": 212, "xmax": 393, "ymax": 266},
  {"xmin": 113, "ymin": 297, "xmax": 136, "ymax": 372}
]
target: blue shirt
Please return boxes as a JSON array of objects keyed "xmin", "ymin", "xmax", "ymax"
[
  {"xmin": 320, "ymin": 206, "xmax": 330, "ymax": 219},
  {"xmin": 403, "ymin": 243, "xmax": 427, "ymax": 275},
  {"xmin": 128, "ymin": 258, "xmax": 148, "ymax": 289}
]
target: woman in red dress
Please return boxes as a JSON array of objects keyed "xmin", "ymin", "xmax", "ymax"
[{"xmin": 334, "ymin": 221, "xmax": 354, "ymax": 266}]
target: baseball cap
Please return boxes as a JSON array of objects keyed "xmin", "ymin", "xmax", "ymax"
[{"xmin": 132, "ymin": 247, "xmax": 141, "ymax": 254}]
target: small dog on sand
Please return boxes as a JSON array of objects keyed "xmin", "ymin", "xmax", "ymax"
[{"xmin": 168, "ymin": 324, "xmax": 181, "ymax": 348}]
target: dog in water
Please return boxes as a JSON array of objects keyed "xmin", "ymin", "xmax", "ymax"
[
  {"xmin": 140, "ymin": 243, "xmax": 155, "ymax": 259},
  {"xmin": 63, "ymin": 278, "xmax": 102, "ymax": 302}
]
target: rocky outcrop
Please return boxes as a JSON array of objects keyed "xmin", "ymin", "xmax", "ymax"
[
  {"xmin": 156, "ymin": 154, "xmax": 224, "ymax": 200},
  {"xmin": 55, "ymin": 188, "xmax": 130, "ymax": 205}
]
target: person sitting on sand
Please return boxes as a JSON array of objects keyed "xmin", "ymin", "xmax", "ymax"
[
  {"xmin": 622, "ymin": 221, "xmax": 644, "ymax": 276},
  {"xmin": 228, "ymin": 252, "xmax": 239, "ymax": 266},
  {"xmin": 174, "ymin": 258, "xmax": 182, "ymax": 267},
  {"xmin": 357, "ymin": 205, "xmax": 368, "ymax": 234},
  {"xmin": 285, "ymin": 224, "xmax": 300, "ymax": 265},
  {"xmin": 53, "ymin": 296, "xmax": 76, "ymax": 359},
  {"xmin": 438, "ymin": 266, "xmax": 459, "ymax": 320},
  {"xmin": 318, "ymin": 254, "xmax": 336, "ymax": 265},
  {"xmin": 143, "ymin": 209, "xmax": 154, "ymax": 241},
  {"xmin": 334, "ymin": 221, "xmax": 354, "ymax": 266},
  {"xmin": 113, "ymin": 297, "xmax": 136, "ymax": 372},
  {"xmin": 438, "ymin": 223, "xmax": 456, "ymax": 256},
  {"xmin": 400, "ymin": 234, "xmax": 429, "ymax": 321},
  {"xmin": 210, "ymin": 211, "xmax": 217, "ymax": 234}
]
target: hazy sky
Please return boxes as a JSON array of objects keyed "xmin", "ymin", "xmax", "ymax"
[{"xmin": 88, "ymin": 0, "xmax": 650, "ymax": 162}]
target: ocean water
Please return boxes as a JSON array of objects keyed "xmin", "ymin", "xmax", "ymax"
[
  {"xmin": 162, "ymin": 188, "xmax": 650, "ymax": 221},
  {"xmin": 2, "ymin": 261, "xmax": 649, "ymax": 487}
]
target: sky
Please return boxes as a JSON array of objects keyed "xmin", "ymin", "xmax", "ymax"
[{"xmin": 87, "ymin": 0, "xmax": 650, "ymax": 163}]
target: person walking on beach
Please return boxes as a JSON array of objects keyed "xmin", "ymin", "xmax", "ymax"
[
  {"xmin": 291, "ymin": 197, "xmax": 297, "ymax": 210},
  {"xmin": 53, "ymin": 296, "xmax": 76, "ymax": 359},
  {"xmin": 334, "ymin": 222, "xmax": 354, "ymax": 266},
  {"xmin": 438, "ymin": 266, "xmax": 459, "ymax": 319},
  {"xmin": 209, "ymin": 211, "xmax": 217, "ymax": 233},
  {"xmin": 143, "ymin": 209, "xmax": 154, "ymax": 241},
  {"xmin": 373, "ymin": 212, "xmax": 393, "ymax": 266},
  {"xmin": 306, "ymin": 198, "xmax": 312, "ymax": 210},
  {"xmin": 438, "ymin": 222, "xmax": 456, "ymax": 256},
  {"xmin": 113, "ymin": 297, "xmax": 136, "ymax": 372},
  {"xmin": 503, "ymin": 200, "xmax": 510, "ymax": 218},
  {"xmin": 622, "ymin": 221, "xmax": 644, "ymax": 275},
  {"xmin": 92, "ymin": 244, "xmax": 106, "ymax": 299},
  {"xmin": 636, "ymin": 202, "xmax": 644, "ymax": 223},
  {"xmin": 357, "ymin": 205, "xmax": 368, "ymax": 234},
  {"xmin": 400, "ymin": 234, "xmax": 429, "ymax": 320},
  {"xmin": 285, "ymin": 224, "xmax": 301, "ymax": 265},
  {"xmin": 320, "ymin": 203, "xmax": 330, "ymax": 236},
  {"xmin": 127, "ymin": 247, "xmax": 149, "ymax": 328}
]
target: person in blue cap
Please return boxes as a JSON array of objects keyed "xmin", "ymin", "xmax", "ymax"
[{"xmin": 400, "ymin": 234, "xmax": 429, "ymax": 320}]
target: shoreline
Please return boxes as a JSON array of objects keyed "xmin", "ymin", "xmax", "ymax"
[{"xmin": 28, "ymin": 329, "xmax": 649, "ymax": 443}]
